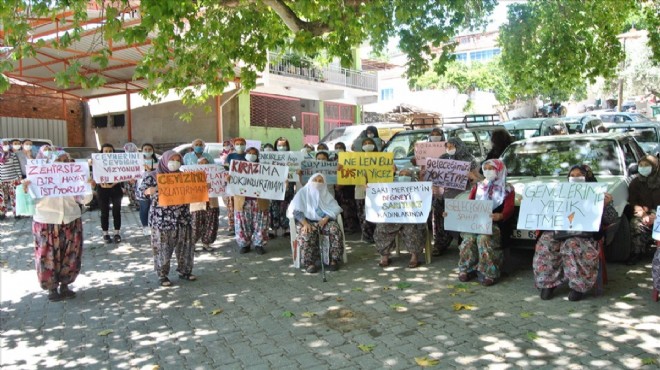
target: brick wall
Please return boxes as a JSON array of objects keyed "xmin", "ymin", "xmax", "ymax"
[{"xmin": 0, "ymin": 84, "xmax": 85, "ymax": 146}]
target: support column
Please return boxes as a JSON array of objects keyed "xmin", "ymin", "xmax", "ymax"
[
  {"xmin": 318, "ymin": 100, "xmax": 325, "ymax": 139},
  {"xmin": 126, "ymin": 90, "xmax": 132, "ymax": 142},
  {"xmin": 216, "ymin": 94, "xmax": 223, "ymax": 142}
]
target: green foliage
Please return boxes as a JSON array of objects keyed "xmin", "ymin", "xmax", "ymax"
[
  {"xmin": 499, "ymin": 0, "xmax": 638, "ymax": 102},
  {"xmin": 0, "ymin": 0, "xmax": 496, "ymax": 103},
  {"xmin": 644, "ymin": 1, "xmax": 660, "ymax": 66}
]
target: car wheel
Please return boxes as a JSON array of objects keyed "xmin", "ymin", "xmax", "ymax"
[{"xmin": 605, "ymin": 214, "xmax": 631, "ymax": 262}]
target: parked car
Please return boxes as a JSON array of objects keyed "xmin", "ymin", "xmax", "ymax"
[
  {"xmin": 501, "ymin": 118, "xmax": 569, "ymax": 141},
  {"xmin": 562, "ymin": 116, "xmax": 606, "ymax": 134},
  {"xmin": 597, "ymin": 112, "xmax": 654, "ymax": 123},
  {"xmin": 488, "ymin": 133, "xmax": 645, "ymax": 262},
  {"xmin": 606, "ymin": 121, "xmax": 660, "ymax": 155},
  {"xmin": 63, "ymin": 147, "xmax": 99, "ymax": 162},
  {"xmin": 319, "ymin": 122, "xmax": 405, "ymax": 151}
]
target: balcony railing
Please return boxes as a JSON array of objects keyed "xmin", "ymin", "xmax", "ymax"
[{"xmin": 268, "ymin": 53, "xmax": 378, "ymax": 92}]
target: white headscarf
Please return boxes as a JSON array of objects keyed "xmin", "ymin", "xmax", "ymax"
[{"xmin": 286, "ymin": 173, "xmax": 342, "ymax": 221}]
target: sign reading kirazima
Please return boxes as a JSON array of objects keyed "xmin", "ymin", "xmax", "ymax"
[
  {"xmin": 226, "ymin": 160, "xmax": 289, "ymax": 200},
  {"xmin": 423, "ymin": 158, "xmax": 470, "ymax": 189},
  {"xmin": 157, "ymin": 171, "xmax": 209, "ymax": 206},
  {"xmin": 444, "ymin": 199, "xmax": 493, "ymax": 235},
  {"xmin": 91, "ymin": 153, "xmax": 144, "ymax": 183},
  {"xmin": 301, "ymin": 160, "xmax": 338, "ymax": 184},
  {"xmin": 26, "ymin": 162, "xmax": 92, "ymax": 198},
  {"xmin": 517, "ymin": 182, "xmax": 607, "ymax": 231},
  {"xmin": 337, "ymin": 152, "xmax": 395, "ymax": 185},
  {"xmin": 365, "ymin": 182, "xmax": 432, "ymax": 223},
  {"xmin": 180, "ymin": 164, "xmax": 227, "ymax": 197},
  {"xmin": 414, "ymin": 142, "xmax": 446, "ymax": 164},
  {"xmin": 260, "ymin": 151, "xmax": 305, "ymax": 181}
]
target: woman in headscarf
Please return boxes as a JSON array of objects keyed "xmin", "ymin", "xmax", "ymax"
[
  {"xmin": 449, "ymin": 159, "xmax": 514, "ymax": 286},
  {"xmin": 627, "ymin": 155, "xmax": 660, "ymax": 265},
  {"xmin": 136, "ymin": 143, "xmax": 158, "ymax": 235},
  {"xmin": 0, "ymin": 139, "xmax": 23, "ymax": 219},
  {"xmin": 355, "ymin": 137, "xmax": 379, "ymax": 243},
  {"xmin": 190, "ymin": 157, "xmax": 220, "ymax": 252},
  {"xmin": 123, "ymin": 142, "xmax": 140, "ymax": 210},
  {"xmin": 234, "ymin": 146, "xmax": 270, "ymax": 255},
  {"xmin": 287, "ymin": 173, "xmax": 344, "ymax": 273},
  {"xmin": 22, "ymin": 150, "xmax": 93, "ymax": 301},
  {"xmin": 351, "ymin": 126, "xmax": 383, "ymax": 152},
  {"xmin": 533, "ymin": 164, "xmax": 618, "ymax": 301},
  {"xmin": 430, "ymin": 137, "xmax": 481, "ymax": 255},
  {"xmin": 35, "ymin": 145, "xmax": 55, "ymax": 162},
  {"xmin": 138, "ymin": 150, "xmax": 196, "ymax": 286},
  {"xmin": 484, "ymin": 128, "xmax": 513, "ymax": 161}
]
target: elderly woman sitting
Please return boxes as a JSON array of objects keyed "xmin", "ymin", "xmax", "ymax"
[{"xmin": 287, "ymin": 174, "xmax": 344, "ymax": 274}]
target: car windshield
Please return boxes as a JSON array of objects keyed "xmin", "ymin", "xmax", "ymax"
[
  {"xmin": 319, "ymin": 127, "xmax": 346, "ymax": 143},
  {"xmin": 508, "ymin": 129, "xmax": 540, "ymax": 141},
  {"xmin": 608, "ymin": 127, "xmax": 658, "ymax": 143},
  {"xmin": 383, "ymin": 131, "xmax": 430, "ymax": 159},
  {"xmin": 502, "ymin": 139, "xmax": 623, "ymax": 177}
]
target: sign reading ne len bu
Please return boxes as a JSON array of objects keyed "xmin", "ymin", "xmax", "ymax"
[
  {"xmin": 226, "ymin": 160, "xmax": 289, "ymax": 200},
  {"xmin": 91, "ymin": 152, "xmax": 144, "ymax": 183},
  {"xmin": 444, "ymin": 199, "xmax": 493, "ymax": 235},
  {"xmin": 423, "ymin": 158, "xmax": 470, "ymax": 189},
  {"xmin": 517, "ymin": 182, "xmax": 607, "ymax": 231},
  {"xmin": 365, "ymin": 182, "xmax": 432, "ymax": 223},
  {"xmin": 157, "ymin": 171, "xmax": 209, "ymax": 206},
  {"xmin": 26, "ymin": 162, "xmax": 92, "ymax": 198},
  {"xmin": 337, "ymin": 152, "xmax": 395, "ymax": 185}
]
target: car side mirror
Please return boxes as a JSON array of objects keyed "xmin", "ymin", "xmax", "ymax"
[{"xmin": 628, "ymin": 163, "xmax": 638, "ymax": 175}]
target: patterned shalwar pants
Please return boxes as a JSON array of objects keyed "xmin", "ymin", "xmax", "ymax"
[
  {"xmin": 374, "ymin": 223, "xmax": 425, "ymax": 256},
  {"xmin": 151, "ymin": 225, "xmax": 194, "ymax": 278},
  {"xmin": 458, "ymin": 225, "xmax": 503, "ymax": 280},
  {"xmin": 630, "ymin": 216, "xmax": 653, "ymax": 255},
  {"xmin": 355, "ymin": 199, "xmax": 375, "ymax": 241},
  {"xmin": 0, "ymin": 179, "xmax": 21, "ymax": 216},
  {"xmin": 432, "ymin": 197, "xmax": 454, "ymax": 253},
  {"xmin": 295, "ymin": 220, "xmax": 344, "ymax": 267},
  {"xmin": 269, "ymin": 183, "xmax": 294, "ymax": 231},
  {"xmin": 192, "ymin": 207, "xmax": 220, "ymax": 245},
  {"xmin": 652, "ymin": 247, "xmax": 660, "ymax": 291},
  {"xmin": 33, "ymin": 219, "xmax": 84, "ymax": 290},
  {"xmin": 533, "ymin": 231, "xmax": 599, "ymax": 293},
  {"xmin": 223, "ymin": 196, "xmax": 235, "ymax": 230},
  {"xmin": 235, "ymin": 199, "xmax": 269, "ymax": 249}
]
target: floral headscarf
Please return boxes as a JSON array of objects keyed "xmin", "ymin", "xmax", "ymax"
[
  {"xmin": 157, "ymin": 150, "xmax": 180, "ymax": 174},
  {"xmin": 36, "ymin": 145, "xmax": 58, "ymax": 162},
  {"xmin": 123, "ymin": 142, "xmax": 139, "ymax": 153},
  {"xmin": 441, "ymin": 137, "xmax": 474, "ymax": 162},
  {"xmin": 476, "ymin": 159, "xmax": 512, "ymax": 210}
]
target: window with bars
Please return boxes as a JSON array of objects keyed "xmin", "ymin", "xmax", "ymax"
[
  {"xmin": 324, "ymin": 102, "xmax": 355, "ymax": 132},
  {"xmin": 250, "ymin": 93, "xmax": 302, "ymax": 128}
]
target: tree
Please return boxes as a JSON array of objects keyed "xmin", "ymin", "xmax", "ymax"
[
  {"xmin": 498, "ymin": 0, "xmax": 638, "ymax": 103},
  {"xmin": 0, "ymin": 0, "xmax": 496, "ymax": 103}
]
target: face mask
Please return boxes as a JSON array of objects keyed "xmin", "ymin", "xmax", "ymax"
[
  {"xmin": 167, "ymin": 160, "xmax": 181, "ymax": 172},
  {"xmin": 429, "ymin": 136, "xmax": 443, "ymax": 142},
  {"xmin": 235, "ymin": 145, "xmax": 245, "ymax": 154},
  {"xmin": 638, "ymin": 166, "xmax": 653, "ymax": 177},
  {"xmin": 193, "ymin": 146, "xmax": 204, "ymax": 154},
  {"xmin": 143, "ymin": 151, "xmax": 153, "ymax": 158},
  {"xmin": 23, "ymin": 145, "xmax": 32, "ymax": 151},
  {"xmin": 483, "ymin": 169, "xmax": 498, "ymax": 181},
  {"xmin": 277, "ymin": 146, "xmax": 288, "ymax": 152},
  {"xmin": 245, "ymin": 154, "xmax": 258, "ymax": 162},
  {"xmin": 263, "ymin": 148, "xmax": 273, "ymax": 152},
  {"xmin": 335, "ymin": 148, "xmax": 345, "ymax": 152},
  {"xmin": 362, "ymin": 144, "xmax": 375, "ymax": 152},
  {"xmin": 446, "ymin": 149, "xmax": 456, "ymax": 156},
  {"xmin": 310, "ymin": 181, "xmax": 325, "ymax": 190},
  {"xmin": 223, "ymin": 146, "xmax": 231, "ymax": 151},
  {"xmin": 2, "ymin": 145, "xmax": 9, "ymax": 152},
  {"xmin": 367, "ymin": 133, "xmax": 375, "ymax": 138},
  {"xmin": 397, "ymin": 176, "xmax": 412, "ymax": 182},
  {"xmin": 12, "ymin": 145, "xmax": 21, "ymax": 151},
  {"xmin": 568, "ymin": 176, "xmax": 585, "ymax": 183}
]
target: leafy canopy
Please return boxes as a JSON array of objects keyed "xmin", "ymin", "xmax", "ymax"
[{"xmin": 0, "ymin": 0, "xmax": 496, "ymax": 101}]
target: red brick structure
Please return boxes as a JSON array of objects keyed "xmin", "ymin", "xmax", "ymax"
[{"xmin": 0, "ymin": 83, "xmax": 85, "ymax": 146}]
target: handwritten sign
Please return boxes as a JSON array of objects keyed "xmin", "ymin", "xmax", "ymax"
[
  {"xmin": 653, "ymin": 206, "xmax": 660, "ymax": 241},
  {"xmin": 444, "ymin": 199, "xmax": 493, "ymax": 235},
  {"xmin": 246, "ymin": 140, "xmax": 261, "ymax": 151},
  {"xmin": 180, "ymin": 164, "xmax": 227, "ymax": 197},
  {"xmin": 301, "ymin": 160, "xmax": 338, "ymax": 184},
  {"xmin": 337, "ymin": 152, "xmax": 395, "ymax": 185},
  {"xmin": 260, "ymin": 151, "xmax": 305, "ymax": 181},
  {"xmin": 226, "ymin": 160, "xmax": 289, "ymax": 200},
  {"xmin": 365, "ymin": 182, "xmax": 432, "ymax": 223},
  {"xmin": 424, "ymin": 158, "xmax": 470, "ymax": 189},
  {"xmin": 91, "ymin": 153, "xmax": 144, "ymax": 183},
  {"xmin": 517, "ymin": 182, "xmax": 607, "ymax": 231},
  {"xmin": 157, "ymin": 171, "xmax": 209, "ymax": 206},
  {"xmin": 26, "ymin": 162, "xmax": 92, "ymax": 198},
  {"xmin": 415, "ymin": 142, "xmax": 446, "ymax": 164}
]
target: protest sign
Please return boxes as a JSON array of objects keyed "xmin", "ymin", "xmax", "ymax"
[
  {"xmin": 91, "ymin": 152, "xmax": 144, "ymax": 183},
  {"xmin": 226, "ymin": 160, "xmax": 289, "ymax": 200},
  {"xmin": 337, "ymin": 152, "xmax": 395, "ymax": 185},
  {"xmin": 301, "ymin": 160, "xmax": 338, "ymax": 184},
  {"xmin": 157, "ymin": 171, "xmax": 209, "ymax": 206},
  {"xmin": 424, "ymin": 158, "xmax": 470, "ymax": 189},
  {"xmin": 246, "ymin": 140, "xmax": 261, "ymax": 151},
  {"xmin": 365, "ymin": 182, "xmax": 432, "ymax": 223},
  {"xmin": 260, "ymin": 151, "xmax": 305, "ymax": 181},
  {"xmin": 444, "ymin": 199, "xmax": 493, "ymax": 235},
  {"xmin": 27, "ymin": 159, "xmax": 49, "ymax": 166},
  {"xmin": 180, "ymin": 164, "xmax": 227, "ymax": 197},
  {"xmin": 414, "ymin": 142, "xmax": 446, "ymax": 164},
  {"xmin": 517, "ymin": 182, "xmax": 607, "ymax": 231},
  {"xmin": 652, "ymin": 206, "xmax": 660, "ymax": 241},
  {"xmin": 26, "ymin": 162, "xmax": 92, "ymax": 198}
]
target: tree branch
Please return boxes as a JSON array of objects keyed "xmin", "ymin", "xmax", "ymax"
[{"xmin": 261, "ymin": 0, "xmax": 331, "ymax": 36}]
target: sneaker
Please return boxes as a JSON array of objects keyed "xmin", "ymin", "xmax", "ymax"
[
  {"xmin": 103, "ymin": 235, "xmax": 112, "ymax": 244},
  {"xmin": 255, "ymin": 246, "xmax": 266, "ymax": 255},
  {"xmin": 540, "ymin": 287, "xmax": 555, "ymax": 300},
  {"xmin": 568, "ymin": 289, "xmax": 584, "ymax": 302},
  {"xmin": 239, "ymin": 246, "xmax": 251, "ymax": 254},
  {"xmin": 113, "ymin": 234, "xmax": 121, "ymax": 243},
  {"xmin": 143, "ymin": 227, "xmax": 151, "ymax": 236}
]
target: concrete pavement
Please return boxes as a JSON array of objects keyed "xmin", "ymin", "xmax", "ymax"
[{"xmin": 1, "ymin": 201, "xmax": 659, "ymax": 369}]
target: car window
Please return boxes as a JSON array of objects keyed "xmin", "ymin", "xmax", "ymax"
[
  {"xmin": 509, "ymin": 129, "xmax": 539, "ymax": 141},
  {"xmin": 320, "ymin": 128, "xmax": 346, "ymax": 143},
  {"xmin": 630, "ymin": 114, "xmax": 652, "ymax": 122},
  {"xmin": 474, "ymin": 130, "xmax": 493, "ymax": 152},
  {"xmin": 206, "ymin": 144, "xmax": 223, "ymax": 159},
  {"xmin": 383, "ymin": 131, "xmax": 430, "ymax": 159},
  {"xmin": 501, "ymin": 139, "xmax": 623, "ymax": 177}
]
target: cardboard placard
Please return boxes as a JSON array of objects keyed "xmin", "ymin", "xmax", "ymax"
[
  {"xmin": 26, "ymin": 162, "xmax": 92, "ymax": 198},
  {"xmin": 259, "ymin": 151, "xmax": 305, "ymax": 181},
  {"xmin": 337, "ymin": 152, "xmax": 395, "ymax": 185},
  {"xmin": 424, "ymin": 158, "xmax": 470, "ymax": 189},
  {"xmin": 157, "ymin": 171, "xmax": 209, "ymax": 206},
  {"xmin": 517, "ymin": 182, "xmax": 607, "ymax": 231},
  {"xmin": 301, "ymin": 160, "xmax": 338, "ymax": 184},
  {"xmin": 180, "ymin": 164, "xmax": 227, "ymax": 197},
  {"xmin": 91, "ymin": 153, "xmax": 144, "ymax": 183},
  {"xmin": 653, "ymin": 206, "xmax": 660, "ymax": 241},
  {"xmin": 444, "ymin": 199, "xmax": 493, "ymax": 235},
  {"xmin": 226, "ymin": 160, "xmax": 289, "ymax": 200},
  {"xmin": 365, "ymin": 182, "xmax": 433, "ymax": 223},
  {"xmin": 246, "ymin": 140, "xmax": 261, "ymax": 151},
  {"xmin": 414, "ymin": 142, "xmax": 446, "ymax": 164}
]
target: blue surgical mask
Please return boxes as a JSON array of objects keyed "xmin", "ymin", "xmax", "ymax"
[
  {"xmin": 397, "ymin": 176, "xmax": 412, "ymax": 182},
  {"xmin": 638, "ymin": 166, "xmax": 653, "ymax": 177},
  {"xmin": 143, "ymin": 151, "xmax": 153, "ymax": 158},
  {"xmin": 193, "ymin": 146, "xmax": 204, "ymax": 154}
]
